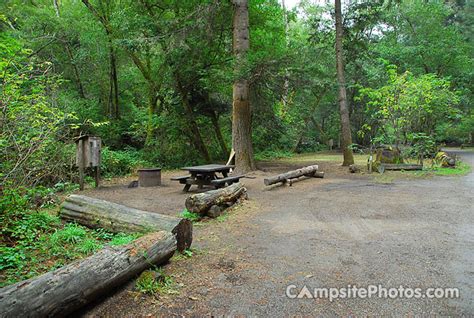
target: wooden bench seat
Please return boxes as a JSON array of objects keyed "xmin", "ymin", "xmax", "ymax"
[
  {"xmin": 170, "ymin": 175, "xmax": 191, "ymax": 184},
  {"xmin": 211, "ymin": 175, "xmax": 244, "ymax": 188}
]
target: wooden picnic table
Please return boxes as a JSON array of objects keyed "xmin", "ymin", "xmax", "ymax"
[{"xmin": 171, "ymin": 164, "xmax": 242, "ymax": 192}]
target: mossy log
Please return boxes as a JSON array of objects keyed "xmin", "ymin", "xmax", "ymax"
[
  {"xmin": 185, "ymin": 182, "xmax": 247, "ymax": 216},
  {"xmin": 0, "ymin": 231, "xmax": 175, "ymax": 318},
  {"xmin": 381, "ymin": 164, "xmax": 423, "ymax": 171},
  {"xmin": 60, "ymin": 195, "xmax": 192, "ymax": 251},
  {"xmin": 264, "ymin": 165, "xmax": 319, "ymax": 186}
]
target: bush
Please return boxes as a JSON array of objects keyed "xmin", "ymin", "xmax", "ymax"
[{"xmin": 100, "ymin": 147, "xmax": 150, "ymax": 177}]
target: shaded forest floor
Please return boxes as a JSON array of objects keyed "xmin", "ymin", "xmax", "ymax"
[{"xmin": 80, "ymin": 149, "xmax": 473, "ymax": 316}]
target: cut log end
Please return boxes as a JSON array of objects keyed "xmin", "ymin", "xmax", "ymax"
[{"xmin": 172, "ymin": 218, "xmax": 193, "ymax": 252}]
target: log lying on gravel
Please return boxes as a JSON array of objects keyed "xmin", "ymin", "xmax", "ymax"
[
  {"xmin": 60, "ymin": 195, "xmax": 192, "ymax": 251},
  {"xmin": 0, "ymin": 231, "xmax": 175, "ymax": 318},
  {"xmin": 264, "ymin": 165, "xmax": 320, "ymax": 186},
  {"xmin": 185, "ymin": 182, "xmax": 247, "ymax": 216},
  {"xmin": 381, "ymin": 163, "xmax": 423, "ymax": 171}
]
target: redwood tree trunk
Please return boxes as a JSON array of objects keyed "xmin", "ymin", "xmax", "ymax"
[
  {"xmin": 335, "ymin": 0, "xmax": 354, "ymax": 166},
  {"xmin": 232, "ymin": 0, "xmax": 255, "ymax": 173}
]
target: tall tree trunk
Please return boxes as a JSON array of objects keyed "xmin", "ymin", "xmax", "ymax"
[
  {"xmin": 145, "ymin": 87, "xmax": 159, "ymax": 146},
  {"xmin": 335, "ymin": 0, "xmax": 354, "ymax": 166},
  {"xmin": 280, "ymin": 0, "xmax": 290, "ymax": 116},
  {"xmin": 81, "ymin": 0, "xmax": 119, "ymax": 119},
  {"xmin": 64, "ymin": 43, "xmax": 86, "ymax": 99},
  {"xmin": 175, "ymin": 77, "xmax": 211, "ymax": 162},
  {"xmin": 107, "ymin": 33, "xmax": 120, "ymax": 119},
  {"xmin": 232, "ymin": 0, "xmax": 255, "ymax": 173},
  {"xmin": 210, "ymin": 110, "xmax": 229, "ymax": 158}
]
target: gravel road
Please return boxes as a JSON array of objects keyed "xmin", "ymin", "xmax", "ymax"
[{"xmin": 82, "ymin": 149, "xmax": 473, "ymax": 316}]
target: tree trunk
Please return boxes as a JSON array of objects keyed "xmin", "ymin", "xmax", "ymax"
[
  {"xmin": 335, "ymin": 0, "xmax": 354, "ymax": 166},
  {"xmin": 280, "ymin": 0, "xmax": 290, "ymax": 116},
  {"xmin": 210, "ymin": 110, "xmax": 229, "ymax": 158},
  {"xmin": 145, "ymin": 88, "xmax": 159, "ymax": 146},
  {"xmin": 81, "ymin": 0, "xmax": 119, "ymax": 119},
  {"xmin": 175, "ymin": 80, "xmax": 211, "ymax": 162},
  {"xmin": 0, "ymin": 231, "xmax": 176, "ymax": 318},
  {"xmin": 64, "ymin": 43, "xmax": 86, "ymax": 99},
  {"xmin": 107, "ymin": 34, "xmax": 120, "ymax": 119},
  {"xmin": 232, "ymin": 0, "xmax": 255, "ymax": 173},
  {"xmin": 185, "ymin": 182, "xmax": 247, "ymax": 215},
  {"xmin": 60, "ymin": 195, "xmax": 192, "ymax": 252},
  {"xmin": 264, "ymin": 165, "xmax": 319, "ymax": 186}
]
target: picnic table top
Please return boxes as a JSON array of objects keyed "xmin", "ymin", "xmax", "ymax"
[{"xmin": 181, "ymin": 164, "xmax": 235, "ymax": 173}]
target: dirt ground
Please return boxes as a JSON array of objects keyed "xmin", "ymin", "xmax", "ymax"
[{"xmin": 80, "ymin": 149, "xmax": 473, "ymax": 316}]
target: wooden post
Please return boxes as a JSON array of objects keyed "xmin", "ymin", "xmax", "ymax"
[
  {"xmin": 94, "ymin": 166, "xmax": 100, "ymax": 188},
  {"xmin": 78, "ymin": 139, "xmax": 85, "ymax": 191}
]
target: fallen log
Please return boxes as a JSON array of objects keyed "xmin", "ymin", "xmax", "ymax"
[
  {"xmin": 264, "ymin": 165, "xmax": 319, "ymax": 186},
  {"xmin": 381, "ymin": 163, "xmax": 423, "ymax": 171},
  {"xmin": 0, "ymin": 231, "xmax": 175, "ymax": 318},
  {"xmin": 313, "ymin": 171, "xmax": 325, "ymax": 178},
  {"xmin": 60, "ymin": 195, "xmax": 192, "ymax": 252},
  {"xmin": 185, "ymin": 182, "xmax": 247, "ymax": 216}
]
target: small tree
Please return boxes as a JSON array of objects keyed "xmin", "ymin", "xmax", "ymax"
[{"xmin": 358, "ymin": 64, "xmax": 459, "ymax": 149}]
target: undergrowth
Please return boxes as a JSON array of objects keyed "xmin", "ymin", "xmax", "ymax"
[
  {"xmin": 135, "ymin": 268, "xmax": 177, "ymax": 295},
  {"xmin": 0, "ymin": 186, "xmax": 141, "ymax": 287},
  {"xmin": 180, "ymin": 209, "xmax": 201, "ymax": 222}
]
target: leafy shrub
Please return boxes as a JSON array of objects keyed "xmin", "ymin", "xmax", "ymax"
[
  {"xmin": 101, "ymin": 147, "xmax": 150, "ymax": 177},
  {"xmin": 0, "ymin": 34, "xmax": 76, "ymax": 188},
  {"xmin": 180, "ymin": 209, "xmax": 201, "ymax": 222},
  {"xmin": 254, "ymin": 149, "xmax": 294, "ymax": 161}
]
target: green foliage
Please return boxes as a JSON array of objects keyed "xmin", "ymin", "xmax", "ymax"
[
  {"xmin": 254, "ymin": 149, "xmax": 294, "ymax": 161},
  {"xmin": 101, "ymin": 147, "xmax": 150, "ymax": 177},
  {"xmin": 180, "ymin": 209, "xmax": 201, "ymax": 222},
  {"xmin": 405, "ymin": 133, "xmax": 437, "ymax": 160},
  {"xmin": 0, "ymin": 186, "xmax": 141, "ymax": 287},
  {"xmin": 135, "ymin": 269, "xmax": 176, "ymax": 295},
  {"xmin": 0, "ymin": 32, "xmax": 76, "ymax": 187},
  {"xmin": 358, "ymin": 64, "xmax": 460, "ymax": 146},
  {"xmin": 109, "ymin": 233, "xmax": 141, "ymax": 246}
]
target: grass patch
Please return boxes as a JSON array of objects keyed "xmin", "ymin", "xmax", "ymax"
[
  {"xmin": 180, "ymin": 209, "xmax": 201, "ymax": 222},
  {"xmin": 276, "ymin": 152, "xmax": 368, "ymax": 165},
  {"xmin": 0, "ymin": 210, "xmax": 142, "ymax": 288},
  {"xmin": 408, "ymin": 161, "xmax": 471, "ymax": 177},
  {"xmin": 255, "ymin": 150, "xmax": 294, "ymax": 161},
  {"xmin": 171, "ymin": 248, "xmax": 196, "ymax": 261},
  {"xmin": 135, "ymin": 268, "xmax": 177, "ymax": 295}
]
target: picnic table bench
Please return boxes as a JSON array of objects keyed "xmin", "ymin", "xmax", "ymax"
[{"xmin": 171, "ymin": 164, "xmax": 243, "ymax": 192}]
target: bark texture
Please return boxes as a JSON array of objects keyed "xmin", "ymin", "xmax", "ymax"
[
  {"xmin": 335, "ymin": 0, "xmax": 354, "ymax": 166},
  {"xmin": 232, "ymin": 0, "xmax": 255, "ymax": 173},
  {"xmin": 264, "ymin": 165, "xmax": 319, "ymax": 186},
  {"xmin": 60, "ymin": 195, "xmax": 192, "ymax": 251},
  {"xmin": 0, "ymin": 231, "xmax": 176, "ymax": 318},
  {"xmin": 381, "ymin": 164, "xmax": 423, "ymax": 171},
  {"xmin": 185, "ymin": 182, "xmax": 247, "ymax": 215}
]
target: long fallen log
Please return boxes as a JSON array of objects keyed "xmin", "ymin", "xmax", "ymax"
[
  {"xmin": 185, "ymin": 182, "xmax": 247, "ymax": 216},
  {"xmin": 0, "ymin": 231, "xmax": 175, "ymax": 318},
  {"xmin": 60, "ymin": 195, "xmax": 192, "ymax": 252},
  {"xmin": 264, "ymin": 165, "xmax": 319, "ymax": 186},
  {"xmin": 381, "ymin": 163, "xmax": 423, "ymax": 171}
]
